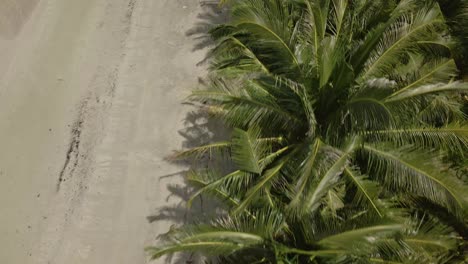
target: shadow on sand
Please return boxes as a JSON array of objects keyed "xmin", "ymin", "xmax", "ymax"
[
  {"xmin": 147, "ymin": 2, "xmax": 230, "ymax": 263},
  {"xmin": 186, "ymin": 1, "xmax": 230, "ymax": 52},
  {"xmin": 147, "ymin": 110, "xmax": 230, "ymax": 264}
]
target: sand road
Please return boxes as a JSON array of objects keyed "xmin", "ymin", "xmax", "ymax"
[{"xmin": 0, "ymin": 0, "xmax": 212, "ymax": 263}]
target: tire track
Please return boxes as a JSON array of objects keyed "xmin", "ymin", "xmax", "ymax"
[{"xmin": 55, "ymin": 0, "xmax": 138, "ymax": 192}]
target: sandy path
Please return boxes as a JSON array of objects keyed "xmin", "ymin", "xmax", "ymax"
[{"xmin": 0, "ymin": 0, "xmax": 210, "ymax": 263}]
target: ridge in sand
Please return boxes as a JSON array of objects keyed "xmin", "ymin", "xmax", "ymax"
[{"xmin": 0, "ymin": 0, "xmax": 39, "ymax": 38}]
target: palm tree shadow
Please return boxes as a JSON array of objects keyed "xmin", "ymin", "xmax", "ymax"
[
  {"xmin": 187, "ymin": 1, "xmax": 230, "ymax": 66},
  {"xmin": 147, "ymin": 109, "xmax": 229, "ymax": 225},
  {"xmin": 146, "ymin": 3, "xmax": 231, "ymax": 263},
  {"xmin": 147, "ymin": 110, "xmax": 228, "ymax": 263}
]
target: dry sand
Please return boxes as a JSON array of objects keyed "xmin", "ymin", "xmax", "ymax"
[{"xmin": 0, "ymin": 0, "xmax": 218, "ymax": 263}]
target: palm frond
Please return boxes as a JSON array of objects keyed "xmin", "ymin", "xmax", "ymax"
[
  {"xmin": 259, "ymin": 145, "xmax": 290, "ymax": 170},
  {"xmin": 147, "ymin": 206, "xmax": 292, "ymax": 260},
  {"xmin": 401, "ymin": 213, "xmax": 458, "ymax": 251},
  {"xmin": 362, "ymin": 4, "xmax": 446, "ymax": 80},
  {"xmin": 317, "ymin": 224, "xmax": 402, "ymax": 250},
  {"xmin": 360, "ymin": 144, "xmax": 468, "ymax": 217},
  {"xmin": 385, "ymin": 81, "xmax": 468, "ymax": 102},
  {"xmin": 187, "ymin": 170, "xmax": 253, "ymax": 208},
  {"xmin": 341, "ymin": 95, "xmax": 394, "ymax": 131},
  {"xmin": 214, "ymin": 208, "xmax": 286, "ymax": 239},
  {"xmin": 187, "ymin": 170, "xmax": 245, "ymax": 208},
  {"xmin": 305, "ymin": 139, "xmax": 359, "ymax": 213},
  {"xmin": 369, "ymin": 213, "xmax": 461, "ymax": 263},
  {"xmin": 330, "ymin": 0, "xmax": 348, "ymax": 39},
  {"xmin": 417, "ymin": 94, "xmax": 466, "ymax": 124},
  {"xmin": 169, "ymin": 141, "xmax": 231, "ymax": 160},
  {"xmin": 209, "ymin": 36, "xmax": 271, "ymax": 74},
  {"xmin": 390, "ymin": 58, "xmax": 458, "ymax": 96},
  {"xmin": 232, "ymin": 0, "xmax": 301, "ymax": 75},
  {"xmin": 231, "ymin": 128, "xmax": 264, "ymax": 173},
  {"xmin": 288, "ymin": 139, "xmax": 322, "ymax": 208},
  {"xmin": 350, "ymin": 0, "xmax": 417, "ymax": 75},
  {"xmin": 190, "ymin": 79, "xmax": 303, "ymax": 131},
  {"xmin": 233, "ymin": 160, "xmax": 286, "ymax": 215},
  {"xmin": 146, "ymin": 228, "xmax": 264, "ymax": 260},
  {"xmin": 364, "ymin": 123, "xmax": 468, "ymax": 152},
  {"xmin": 344, "ymin": 167, "xmax": 385, "ymax": 217}
]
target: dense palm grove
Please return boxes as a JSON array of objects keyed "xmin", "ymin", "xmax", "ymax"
[{"xmin": 148, "ymin": 0, "xmax": 468, "ymax": 263}]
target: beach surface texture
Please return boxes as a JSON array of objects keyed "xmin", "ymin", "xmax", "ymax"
[{"xmin": 0, "ymin": 0, "xmax": 212, "ymax": 263}]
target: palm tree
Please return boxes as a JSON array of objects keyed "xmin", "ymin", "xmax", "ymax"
[{"xmin": 149, "ymin": 0, "xmax": 468, "ymax": 262}]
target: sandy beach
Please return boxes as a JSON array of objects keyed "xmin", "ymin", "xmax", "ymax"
[{"xmin": 0, "ymin": 0, "xmax": 213, "ymax": 263}]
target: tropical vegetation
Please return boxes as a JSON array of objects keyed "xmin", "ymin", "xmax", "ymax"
[{"xmin": 148, "ymin": 0, "xmax": 468, "ymax": 263}]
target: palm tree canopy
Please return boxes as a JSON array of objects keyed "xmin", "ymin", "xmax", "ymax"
[
  {"xmin": 191, "ymin": 0, "xmax": 468, "ymax": 216},
  {"xmin": 151, "ymin": 0, "xmax": 468, "ymax": 262}
]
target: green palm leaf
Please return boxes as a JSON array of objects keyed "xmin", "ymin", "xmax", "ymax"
[
  {"xmin": 317, "ymin": 224, "xmax": 402, "ymax": 249},
  {"xmin": 362, "ymin": 4, "xmax": 446, "ymax": 79},
  {"xmin": 385, "ymin": 81, "xmax": 468, "ymax": 102},
  {"xmin": 361, "ymin": 144, "xmax": 467, "ymax": 217},
  {"xmin": 231, "ymin": 128, "xmax": 264, "ymax": 173},
  {"xmin": 190, "ymin": 80, "xmax": 302, "ymax": 130},
  {"xmin": 305, "ymin": 138, "xmax": 359, "ymax": 212},
  {"xmin": 233, "ymin": 161, "xmax": 286, "ymax": 215},
  {"xmin": 364, "ymin": 124, "xmax": 468, "ymax": 152},
  {"xmin": 391, "ymin": 58, "xmax": 458, "ymax": 96},
  {"xmin": 169, "ymin": 141, "xmax": 231, "ymax": 160},
  {"xmin": 344, "ymin": 167, "xmax": 384, "ymax": 217},
  {"xmin": 289, "ymin": 139, "xmax": 322, "ymax": 208},
  {"xmin": 187, "ymin": 170, "xmax": 252, "ymax": 208},
  {"xmin": 146, "ymin": 230, "xmax": 264, "ymax": 260}
]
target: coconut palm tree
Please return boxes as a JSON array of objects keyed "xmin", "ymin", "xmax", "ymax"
[{"xmin": 149, "ymin": 0, "xmax": 468, "ymax": 262}]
